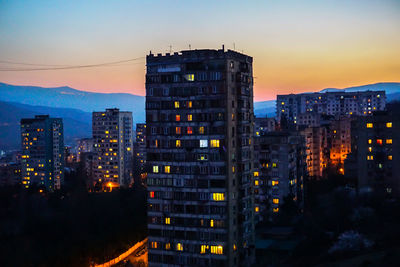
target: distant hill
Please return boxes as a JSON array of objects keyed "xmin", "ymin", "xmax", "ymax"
[
  {"xmin": 0, "ymin": 83, "xmax": 145, "ymax": 123},
  {"xmin": 0, "ymin": 101, "xmax": 91, "ymax": 150}
]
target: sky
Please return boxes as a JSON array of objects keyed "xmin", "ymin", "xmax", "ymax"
[{"xmin": 0, "ymin": 0, "xmax": 399, "ymax": 101}]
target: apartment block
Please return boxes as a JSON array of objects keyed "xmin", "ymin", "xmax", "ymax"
[
  {"xmin": 20, "ymin": 115, "xmax": 64, "ymax": 191},
  {"xmin": 133, "ymin": 123, "xmax": 147, "ymax": 181},
  {"xmin": 146, "ymin": 48, "xmax": 255, "ymax": 266},
  {"xmin": 92, "ymin": 108, "xmax": 133, "ymax": 187}
]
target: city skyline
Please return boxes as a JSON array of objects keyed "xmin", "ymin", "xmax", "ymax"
[{"xmin": 1, "ymin": 0, "xmax": 400, "ymax": 101}]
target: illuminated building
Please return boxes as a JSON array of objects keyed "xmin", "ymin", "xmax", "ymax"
[
  {"xmin": 92, "ymin": 108, "xmax": 133, "ymax": 187},
  {"xmin": 302, "ymin": 126, "xmax": 329, "ymax": 178},
  {"xmin": 76, "ymin": 138, "xmax": 94, "ymax": 162},
  {"xmin": 254, "ymin": 131, "xmax": 305, "ymax": 219},
  {"xmin": 277, "ymin": 91, "xmax": 386, "ymax": 122},
  {"xmin": 20, "ymin": 115, "xmax": 64, "ymax": 191},
  {"xmin": 146, "ymin": 48, "xmax": 255, "ymax": 266},
  {"xmin": 348, "ymin": 110, "xmax": 400, "ymax": 196},
  {"xmin": 254, "ymin": 117, "xmax": 277, "ymax": 136},
  {"xmin": 133, "ymin": 123, "xmax": 147, "ymax": 182}
]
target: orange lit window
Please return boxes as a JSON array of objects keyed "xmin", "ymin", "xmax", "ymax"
[
  {"xmin": 165, "ymin": 243, "xmax": 171, "ymax": 250},
  {"xmin": 176, "ymin": 115, "xmax": 181, "ymax": 121},
  {"xmin": 255, "ymin": 206, "xmax": 259, "ymax": 212},
  {"xmin": 367, "ymin": 155, "xmax": 374, "ymax": 160},
  {"xmin": 386, "ymin": 122, "xmax": 392, "ymax": 128},
  {"xmin": 272, "ymin": 181, "xmax": 279, "ymax": 186},
  {"xmin": 149, "ymin": 191, "xmax": 155, "ymax": 198},
  {"xmin": 199, "ymin": 126, "xmax": 205, "ymax": 134},
  {"xmin": 377, "ymin": 139, "xmax": 383, "ymax": 145},
  {"xmin": 187, "ymin": 127, "xmax": 193, "ymax": 134},
  {"xmin": 366, "ymin": 123, "xmax": 373, "ymax": 128},
  {"xmin": 273, "ymin": 198, "xmax": 279, "ymax": 204},
  {"xmin": 273, "ymin": 208, "xmax": 279, "ymax": 213},
  {"xmin": 151, "ymin": 241, "xmax": 158, "ymax": 249},
  {"xmin": 210, "ymin": 245, "xmax": 223, "ymax": 255},
  {"xmin": 176, "ymin": 127, "xmax": 181, "ymax": 134},
  {"xmin": 187, "ymin": 101, "xmax": 192, "ymax": 108},
  {"xmin": 386, "ymin": 139, "xmax": 392, "ymax": 144},
  {"xmin": 187, "ymin": 114, "xmax": 192, "ymax": 121},
  {"xmin": 165, "ymin": 166, "xmax": 170, "ymax": 173},
  {"xmin": 388, "ymin": 155, "xmax": 393, "ymax": 160}
]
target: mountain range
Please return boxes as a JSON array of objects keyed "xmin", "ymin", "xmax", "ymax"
[{"xmin": 1, "ymin": 82, "xmax": 399, "ymax": 150}]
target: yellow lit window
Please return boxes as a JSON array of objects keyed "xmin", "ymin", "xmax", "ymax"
[
  {"xmin": 210, "ymin": 139, "xmax": 220, "ymax": 147},
  {"xmin": 187, "ymin": 114, "xmax": 192, "ymax": 121},
  {"xmin": 176, "ymin": 115, "xmax": 181, "ymax": 121},
  {"xmin": 199, "ymin": 126, "xmax": 204, "ymax": 134},
  {"xmin": 367, "ymin": 155, "xmax": 374, "ymax": 160},
  {"xmin": 388, "ymin": 155, "xmax": 393, "ymax": 160},
  {"xmin": 273, "ymin": 208, "xmax": 279, "ymax": 213},
  {"xmin": 105, "ymin": 130, "xmax": 109, "ymax": 134},
  {"xmin": 272, "ymin": 181, "xmax": 279, "ymax": 186},
  {"xmin": 210, "ymin": 245, "xmax": 223, "ymax": 255},
  {"xmin": 273, "ymin": 198, "xmax": 279, "ymax": 204},
  {"xmin": 187, "ymin": 101, "xmax": 192, "ymax": 108},
  {"xmin": 233, "ymin": 244, "xmax": 237, "ymax": 251},
  {"xmin": 165, "ymin": 217, "xmax": 170, "ymax": 224},
  {"xmin": 153, "ymin": 166, "xmax": 159, "ymax": 173},
  {"xmin": 368, "ymin": 139, "xmax": 372, "ymax": 144},
  {"xmin": 165, "ymin": 166, "xmax": 170, "ymax": 173},
  {"xmin": 272, "ymin": 163, "xmax": 277, "ymax": 168},
  {"xmin": 254, "ymin": 180, "xmax": 259, "ymax": 186},
  {"xmin": 185, "ymin": 74, "xmax": 195, "ymax": 81},
  {"xmin": 176, "ymin": 140, "xmax": 181, "ymax": 147},
  {"xmin": 151, "ymin": 241, "xmax": 158, "ymax": 249},
  {"xmin": 255, "ymin": 206, "xmax": 259, "ymax": 212},
  {"xmin": 127, "ymin": 147, "xmax": 131, "ymax": 151},
  {"xmin": 386, "ymin": 139, "xmax": 392, "ymax": 144},
  {"xmin": 387, "ymin": 122, "xmax": 392, "ymax": 128},
  {"xmin": 212, "ymin": 193, "xmax": 225, "ymax": 201},
  {"xmin": 165, "ymin": 243, "xmax": 171, "ymax": 250},
  {"xmin": 366, "ymin": 123, "xmax": 373, "ymax": 128},
  {"xmin": 210, "ymin": 219, "xmax": 214, "ymax": 227},
  {"xmin": 174, "ymin": 101, "xmax": 179, "ymax": 108},
  {"xmin": 232, "ymin": 166, "xmax": 235, "ymax": 173},
  {"xmin": 254, "ymin": 171, "xmax": 259, "ymax": 177},
  {"xmin": 200, "ymin": 245, "xmax": 209, "ymax": 254},
  {"xmin": 176, "ymin": 243, "xmax": 183, "ymax": 251},
  {"xmin": 368, "ymin": 147, "xmax": 372, "ymax": 152}
]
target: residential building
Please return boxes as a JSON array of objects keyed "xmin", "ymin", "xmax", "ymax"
[
  {"xmin": 254, "ymin": 117, "xmax": 276, "ymax": 136},
  {"xmin": 77, "ymin": 138, "xmax": 94, "ymax": 162},
  {"xmin": 92, "ymin": 108, "xmax": 133, "ymax": 187},
  {"xmin": 146, "ymin": 48, "xmax": 256, "ymax": 266},
  {"xmin": 302, "ymin": 126, "xmax": 329, "ymax": 178},
  {"xmin": 20, "ymin": 115, "xmax": 64, "ymax": 191},
  {"xmin": 133, "ymin": 123, "xmax": 147, "ymax": 182}
]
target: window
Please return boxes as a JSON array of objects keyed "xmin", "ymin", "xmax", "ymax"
[
  {"xmin": 212, "ymin": 193, "xmax": 225, "ymax": 201},
  {"xmin": 174, "ymin": 101, "xmax": 180, "ymax": 108},
  {"xmin": 200, "ymin": 245, "xmax": 208, "ymax": 254},
  {"xmin": 366, "ymin": 123, "xmax": 373, "ymax": 128},
  {"xmin": 210, "ymin": 139, "xmax": 220, "ymax": 147},
  {"xmin": 210, "ymin": 245, "xmax": 223, "ymax": 255},
  {"xmin": 272, "ymin": 163, "xmax": 277, "ymax": 168},
  {"xmin": 153, "ymin": 166, "xmax": 159, "ymax": 173},
  {"xmin": 165, "ymin": 243, "xmax": 171, "ymax": 250},
  {"xmin": 187, "ymin": 101, "xmax": 192, "ymax": 108},
  {"xmin": 199, "ymin": 126, "xmax": 205, "ymax": 134},
  {"xmin": 198, "ymin": 154, "xmax": 208, "ymax": 161},
  {"xmin": 187, "ymin": 127, "xmax": 193, "ymax": 134},
  {"xmin": 184, "ymin": 74, "xmax": 195, "ymax": 81},
  {"xmin": 368, "ymin": 139, "xmax": 372, "ymax": 144},
  {"xmin": 386, "ymin": 139, "xmax": 393, "ymax": 144},
  {"xmin": 176, "ymin": 140, "xmax": 181, "ymax": 147},
  {"xmin": 200, "ymin": 140, "xmax": 208, "ymax": 148},
  {"xmin": 272, "ymin": 181, "xmax": 279, "ymax": 186},
  {"xmin": 210, "ymin": 219, "xmax": 214, "ymax": 227},
  {"xmin": 176, "ymin": 243, "xmax": 183, "ymax": 251},
  {"xmin": 165, "ymin": 166, "xmax": 170, "ymax": 173},
  {"xmin": 388, "ymin": 155, "xmax": 393, "ymax": 160},
  {"xmin": 255, "ymin": 206, "xmax": 259, "ymax": 212},
  {"xmin": 165, "ymin": 217, "xmax": 170, "ymax": 224},
  {"xmin": 387, "ymin": 122, "xmax": 392, "ymax": 128},
  {"xmin": 151, "ymin": 241, "xmax": 158, "ymax": 249},
  {"xmin": 367, "ymin": 155, "xmax": 374, "ymax": 160},
  {"xmin": 377, "ymin": 139, "xmax": 383, "ymax": 145},
  {"xmin": 176, "ymin": 127, "xmax": 181, "ymax": 134},
  {"xmin": 273, "ymin": 208, "xmax": 279, "ymax": 213},
  {"xmin": 254, "ymin": 171, "xmax": 259, "ymax": 177},
  {"xmin": 368, "ymin": 147, "xmax": 372, "ymax": 152},
  {"xmin": 176, "ymin": 115, "xmax": 181, "ymax": 121},
  {"xmin": 187, "ymin": 114, "xmax": 192, "ymax": 121},
  {"xmin": 273, "ymin": 198, "xmax": 279, "ymax": 204},
  {"xmin": 254, "ymin": 180, "xmax": 259, "ymax": 186}
]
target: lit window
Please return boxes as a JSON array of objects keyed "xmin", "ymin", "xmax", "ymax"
[
  {"xmin": 367, "ymin": 155, "xmax": 374, "ymax": 160},
  {"xmin": 210, "ymin": 245, "xmax": 223, "ymax": 255},
  {"xmin": 368, "ymin": 147, "xmax": 372, "ymax": 152},
  {"xmin": 165, "ymin": 217, "xmax": 170, "ymax": 224},
  {"xmin": 187, "ymin": 101, "xmax": 192, "ymax": 108},
  {"xmin": 387, "ymin": 122, "xmax": 392, "ymax": 128},
  {"xmin": 176, "ymin": 115, "xmax": 181, "ymax": 121},
  {"xmin": 153, "ymin": 166, "xmax": 159, "ymax": 173},
  {"xmin": 165, "ymin": 166, "xmax": 170, "ymax": 173},
  {"xmin": 386, "ymin": 139, "xmax": 392, "ymax": 144},
  {"xmin": 187, "ymin": 114, "xmax": 192, "ymax": 121},
  {"xmin": 272, "ymin": 163, "xmax": 277, "ymax": 168},
  {"xmin": 200, "ymin": 140, "xmax": 208, "ymax": 148},
  {"xmin": 254, "ymin": 171, "xmax": 259, "ymax": 177},
  {"xmin": 176, "ymin": 127, "xmax": 181, "ymax": 134},
  {"xmin": 149, "ymin": 191, "xmax": 155, "ymax": 198},
  {"xmin": 200, "ymin": 245, "xmax": 208, "ymax": 254},
  {"xmin": 232, "ymin": 166, "xmax": 235, "ymax": 173},
  {"xmin": 210, "ymin": 139, "xmax": 220, "ymax": 147},
  {"xmin": 388, "ymin": 155, "xmax": 393, "ymax": 160},
  {"xmin": 273, "ymin": 208, "xmax": 279, "ymax": 213},
  {"xmin": 377, "ymin": 139, "xmax": 383, "ymax": 145},
  {"xmin": 151, "ymin": 241, "xmax": 158, "ymax": 249},
  {"xmin": 210, "ymin": 219, "xmax": 214, "ymax": 227},
  {"xmin": 368, "ymin": 139, "xmax": 372, "ymax": 144},
  {"xmin": 165, "ymin": 243, "xmax": 171, "ymax": 250},
  {"xmin": 174, "ymin": 101, "xmax": 179, "ymax": 108},
  {"xmin": 199, "ymin": 126, "xmax": 205, "ymax": 134},
  {"xmin": 187, "ymin": 127, "xmax": 193, "ymax": 134},
  {"xmin": 272, "ymin": 181, "xmax": 279, "ymax": 186},
  {"xmin": 212, "ymin": 193, "xmax": 225, "ymax": 201},
  {"xmin": 273, "ymin": 198, "xmax": 279, "ymax": 204},
  {"xmin": 184, "ymin": 74, "xmax": 195, "ymax": 81},
  {"xmin": 366, "ymin": 123, "xmax": 373, "ymax": 128},
  {"xmin": 176, "ymin": 243, "xmax": 183, "ymax": 251},
  {"xmin": 254, "ymin": 180, "xmax": 259, "ymax": 186},
  {"xmin": 255, "ymin": 206, "xmax": 259, "ymax": 212},
  {"xmin": 176, "ymin": 140, "xmax": 181, "ymax": 147}
]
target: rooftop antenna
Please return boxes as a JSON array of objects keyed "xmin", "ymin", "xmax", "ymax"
[{"xmin": 189, "ymin": 44, "xmax": 191, "ymax": 50}]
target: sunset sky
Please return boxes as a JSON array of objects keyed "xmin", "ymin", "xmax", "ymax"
[{"xmin": 0, "ymin": 0, "xmax": 399, "ymax": 101}]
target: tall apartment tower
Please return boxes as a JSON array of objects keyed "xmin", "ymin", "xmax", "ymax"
[
  {"xmin": 92, "ymin": 108, "xmax": 133, "ymax": 187},
  {"xmin": 20, "ymin": 115, "xmax": 64, "ymax": 191},
  {"xmin": 135, "ymin": 123, "xmax": 147, "ymax": 178},
  {"xmin": 146, "ymin": 48, "xmax": 256, "ymax": 267}
]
